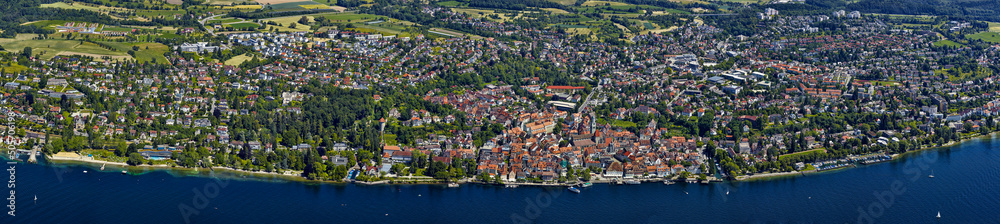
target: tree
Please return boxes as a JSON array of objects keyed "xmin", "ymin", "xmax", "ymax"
[
  {"xmin": 298, "ymin": 16, "xmax": 309, "ymax": 25},
  {"xmin": 22, "ymin": 47, "xmax": 32, "ymax": 57},
  {"xmin": 127, "ymin": 152, "xmax": 144, "ymax": 166}
]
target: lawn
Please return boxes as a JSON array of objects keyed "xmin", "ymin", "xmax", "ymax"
[
  {"xmin": 610, "ymin": 119, "xmax": 637, "ymax": 128},
  {"xmin": 932, "ymin": 40, "xmax": 963, "ymax": 47},
  {"xmin": 965, "ymin": 32, "xmax": 1000, "ymax": 43},
  {"xmin": 990, "ymin": 22, "xmax": 1000, "ymax": 32},
  {"xmin": 435, "ymin": 1, "xmax": 465, "ymax": 6},
  {"xmin": 224, "ymin": 54, "xmax": 252, "ymax": 66},
  {"xmin": 778, "ymin": 149, "xmax": 827, "ymax": 161}
]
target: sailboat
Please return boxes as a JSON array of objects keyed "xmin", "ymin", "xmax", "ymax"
[
  {"xmin": 34, "ymin": 195, "xmax": 36, "ymax": 201},
  {"xmin": 726, "ymin": 190, "xmax": 730, "ymax": 195},
  {"xmin": 936, "ymin": 211, "xmax": 941, "ymax": 219},
  {"xmin": 929, "ymin": 170, "xmax": 935, "ymax": 178}
]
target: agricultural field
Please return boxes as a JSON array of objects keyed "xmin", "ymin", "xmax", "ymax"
[
  {"xmin": 581, "ymin": 1, "xmax": 631, "ymax": 6},
  {"xmin": 990, "ymin": 22, "xmax": 1000, "ymax": 32},
  {"xmin": 311, "ymin": 0, "xmax": 337, "ymax": 5},
  {"xmin": 965, "ymin": 32, "xmax": 1000, "ymax": 43},
  {"xmin": 98, "ymin": 41, "xmax": 169, "ymax": 64},
  {"xmin": 207, "ymin": 18, "xmax": 244, "ymax": 24},
  {"xmin": 316, "ymin": 12, "xmax": 387, "ymax": 23},
  {"xmin": 205, "ymin": 0, "xmax": 256, "ymax": 5},
  {"xmin": 263, "ymin": 0, "xmax": 325, "ymax": 10},
  {"xmin": 40, "ymin": 2, "xmax": 129, "ymax": 12},
  {"xmin": 540, "ymin": 8, "xmax": 570, "ymax": 14},
  {"xmin": 0, "ymin": 39, "xmax": 129, "ymax": 61},
  {"xmin": 451, "ymin": 8, "xmax": 521, "ymax": 22},
  {"xmin": 135, "ymin": 10, "xmax": 187, "ymax": 19},
  {"xmin": 546, "ymin": 0, "xmax": 577, "ymax": 5},
  {"xmin": 227, "ymin": 22, "xmax": 261, "ymax": 29},
  {"xmin": 223, "ymin": 5, "xmax": 264, "ymax": 10}
]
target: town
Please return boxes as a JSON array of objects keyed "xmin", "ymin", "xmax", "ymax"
[{"xmin": 1, "ymin": 0, "xmax": 1000, "ymax": 188}]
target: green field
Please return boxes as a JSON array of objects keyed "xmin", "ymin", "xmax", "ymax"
[
  {"xmin": 553, "ymin": 24, "xmax": 590, "ymax": 28},
  {"xmin": 0, "ymin": 39, "xmax": 130, "ymax": 60},
  {"xmin": 933, "ymin": 39, "xmax": 963, "ymax": 47},
  {"xmin": 778, "ymin": 149, "xmax": 827, "ymax": 161},
  {"xmin": 207, "ymin": 18, "xmax": 243, "ymax": 24},
  {"xmin": 227, "ymin": 22, "xmax": 261, "ymax": 29},
  {"xmin": 98, "ymin": 41, "xmax": 169, "ymax": 64},
  {"xmin": 991, "ymin": 22, "xmax": 1000, "ymax": 32},
  {"xmin": 267, "ymin": 1, "xmax": 325, "ymax": 10},
  {"xmin": 135, "ymin": 10, "xmax": 187, "ymax": 18},
  {"xmin": 224, "ymin": 54, "xmax": 252, "ymax": 66},
  {"xmin": 435, "ymin": 1, "xmax": 465, "ymax": 6},
  {"xmin": 965, "ymin": 32, "xmax": 1000, "ymax": 43},
  {"xmin": 311, "ymin": 0, "xmax": 337, "ymax": 5},
  {"xmin": 316, "ymin": 12, "xmax": 385, "ymax": 22},
  {"xmin": 581, "ymin": 0, "xmax": 631, "ymax": 6}
]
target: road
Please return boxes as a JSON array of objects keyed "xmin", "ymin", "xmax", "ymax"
[{"xmin": 199, "ymin": 14, "xmax": 223, "ymax": 36}]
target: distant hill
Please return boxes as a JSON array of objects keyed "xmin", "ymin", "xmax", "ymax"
[{"xmin": 839, "ymin": 0, "xmax": 1000, "ymax": 22}]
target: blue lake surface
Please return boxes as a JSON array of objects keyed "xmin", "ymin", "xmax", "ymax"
[{"xmin": 2, "ymin": 135, "xmax": 999, "ymax": 223}]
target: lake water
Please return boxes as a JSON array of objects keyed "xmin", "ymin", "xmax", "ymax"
[{"xmin": 2, "ymin": 135, "xmax": 999, "ymax": 223}]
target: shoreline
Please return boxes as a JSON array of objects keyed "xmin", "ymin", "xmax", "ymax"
[
  {"xmin": 737, "ymin": 132, "xmax": 999, "ymax": 182},
  {"xmin": 45, "ymin": 153, "xmax": 314, "ymax": 182},
  {"xmin": 28, "ymin": 132, "xmax": 1000, "ymax": 187}
]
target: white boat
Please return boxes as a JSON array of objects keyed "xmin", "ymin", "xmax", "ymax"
[
  {"xmin": 567, "ymin": 187, "xmax": 581, "ymax": 194},
  {"xmin": 83, "ymin": 170, "xmax": 88, "ymax": 173},
  {"xmin": 580, "ymin": 182, "xmax": 593, "ymax": 188},
  {"xmin": 121, "ymin": 170, "xmax": 127, "ymax": 174},
  {"xmin": 726, "ymin": 190, "xmax": 730, "ymax": 195},
  {"xmin": 624, "ymin": 180, "xmax": 640, "ymax": 185},
  {"xmin": 663, "ymin": 180, "xmax": 674, "ymax": 185},
  {"xmin": 447, "ymin": 183, "xmax": 459, "ymax": 188},
  {"xmin": 929, "ymin": 170, "xmax": 935, "ymax": 178},
  {"xmin": 34, "ymin": 195, "xmax": 36, "ymax": 201},
  {"xmin": 936, "ymin": 211, "xmax": 940, "ymax": 219}
]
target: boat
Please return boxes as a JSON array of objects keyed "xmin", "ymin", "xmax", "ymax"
[
  {"xmin": 101, "ymin": 162, "xmax": 106, "ymax": 171},
  {"xmin": 580, "ymin": 182, "xmax": 593, "ymax": 188},
  {"xmin": 929, "ymin": 170, "xmax": 935, "ymax": 178},
  {"xmin": 83, "ymin": 170, "xmax": 88, "ymax": 173},
  {"xmin": 684, "ymin": 191, "xmax": 689, "ymax": 195},
  {"xmin": 726, "ymin": 189, "xmax": 730, "ymax": 195},
  {"xmin": 34, "ymin": 195, "xmax": 36, "ymax": 201},
  {"xmin": 447, "ymin": 183, "xmax": 459, "ymax": 188},
  {"xmin": 505, "ymin": 184, "xmax": 518, "ymax": 188},
  {"xmin": 936, "ymin": 211, "xmax": 940, "ymax": 219},
  {"xmin": 624, "ymin": 180, "xmax": 640, "ymax": 185},
  {"xmin": 567, "ymin": 187, "xmax": 581, "ymax": 194},
  {"xmin": 663, "ymin": 180, "xmax": 674, "ymax": 185},
  {"xmin": 121, "ymin": 170, "xmax": 127, "ymax": 175}
]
